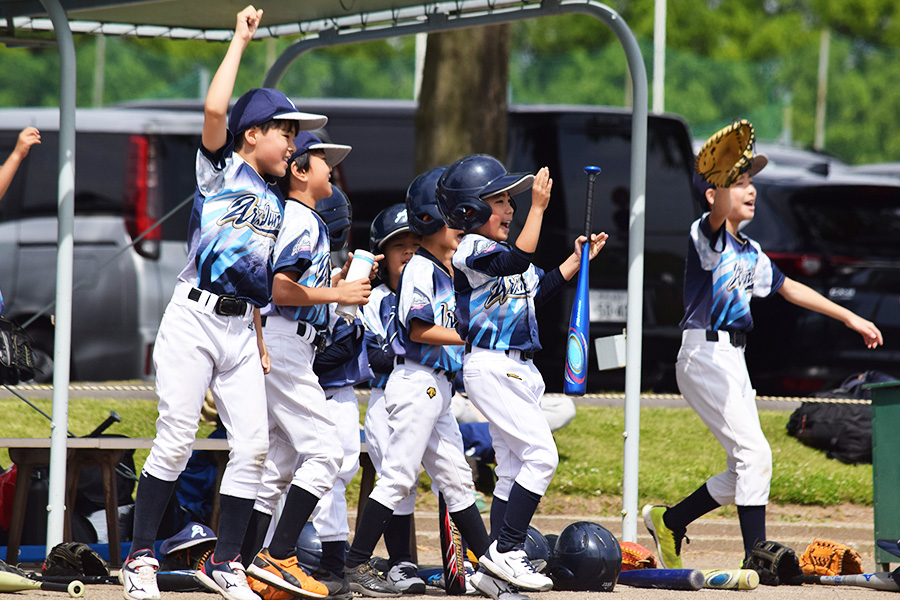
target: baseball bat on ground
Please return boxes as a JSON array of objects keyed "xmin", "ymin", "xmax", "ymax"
[
  {"xmin": 438, "ymin": 492, "xmax": 466, "ymax": 595},
  {"xmin": 563, "ymin": 165, "xmax": 601, "ymax": 397},
  {"xmin": 802, "ymin": 572, "xmax": 899, "ymax": 590},
  {"xmin": 617, "ymin": 568, "xmax": 705, "ymax": 590},
  {"xmin": 700, "ymin": 569, "xmax": 760, "ymax": 590},
  {"xmin": 0, "ymin": 571, "xmax": 83, "ymax": 597}
]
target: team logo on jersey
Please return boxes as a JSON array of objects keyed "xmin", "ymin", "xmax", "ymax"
[
  {"xmin": 726, "ymin": 261, "xmax": 755, "ymax": 292},
  {"xmin": 426, "ymin": 387, "xmax": 436, "ymax": 398},
  {"xmin": 473, "ymin": 239, "xmax": 497, "ymax": 256},
  {"xmin": 291, "ymin": 231, "xmax": 313, "ymax": 256},
  {"xmin": 218, "ymin": 194, "xmax": 282, "ymax": 238},
  {"xmin": 484, "ymin": 275, "xmax": 528, "ymax": 309},
  {"xmin": 410, "ymin": 289, "xmax": 430, "ymax": 311},
  {"xmin": 506, "ymin": 373, "xmax": 523, "ymax": 380}
]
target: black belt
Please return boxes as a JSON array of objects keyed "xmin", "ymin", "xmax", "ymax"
[
  {"xmin": 260, "ymin": 316, "xmax": 328, "ymax": 354},
  {"xmin": 707, "ymin": 330, "xmax": 747, "ymax": 348},
  {"xmin": 395, "ymin": 356, "xmax": 456, "ymax": 382},
  {"xmin": 188, "ymin": 287, "xmax": 247, "ymax": 317},
  {"xmin": 464, "ymin": 342, "xmax": 535, "ymax": 362}
]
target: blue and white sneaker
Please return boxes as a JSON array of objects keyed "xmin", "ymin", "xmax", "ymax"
[
  {"xmin": 120, "ymin": 550, "xmax": 160, "ymax": 600},
  {"xmin": 424, "ymin": 561, "xmax": 478, "ymax": 595},
  {"xmin": 196, "ymin": 555, "xmax": 258, "ymax": 600},
  {"xmin": 479, "ymin": 541, "xmax": 552, "ymax": 592}
]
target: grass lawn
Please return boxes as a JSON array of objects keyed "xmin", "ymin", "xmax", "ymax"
[{"xmin": 0, "ymin": 397, "xmax": 872, "ymax": 514}]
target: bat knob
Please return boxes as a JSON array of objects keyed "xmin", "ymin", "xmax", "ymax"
[
  {"xmin": 67, "ymin": 581, "xmax": 84, "ymax": 598},
  {"xmin": 584, "ymin": 166, "xmax": 601, "ymax": 176}
]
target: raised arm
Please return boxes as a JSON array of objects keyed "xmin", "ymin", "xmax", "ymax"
[{"xmin": 0, "ymin": 127, "xmax": 40, "ymax": 201}]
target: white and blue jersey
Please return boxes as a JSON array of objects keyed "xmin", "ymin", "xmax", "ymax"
[
  {"xmin": 262, "ymin": 199, "xmax": 332, "ymax": 329},
  {"xmin": 318, "ymin": 311, "xmax": 373, "ymax": 389},
  {"xmin": 392, "ymin": 248, "xmax": 463, "ymax": 373},
  {"xmin": 452, "ymin": 233, "xmax": 566, "ymax": 353},
  {"xmin": 680, "ymin": 215, "xmax": 785, "ymax": 332},
  {"xmin": 361, "ymin": 283, "xmax": 398, "ymax": 389},
  {"xmin": 178, "ymin": 136, "xmax": 283, "ymax": 308}
]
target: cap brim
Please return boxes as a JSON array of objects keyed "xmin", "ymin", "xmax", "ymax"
[
  {"xmin": 273, "ymin": 111, "xmax": 328, "ymax": 131},
  {"xmin": 876, "ymin": 539, "xmax": 900, "ymax": 558},
  {"xmin": 484, "ymin": 173, "xmax": 535, "ymax": 198},
  {"xmin": 311, "ymin": 143, "xmax": 352, "ymax": 168},
  {"xmin": 747, "ymin": 153, "xmax": 768, "ymax": 178},
  {"xmin": 378, "ymin": 225, "xmax": 412, "ymax": 249}
]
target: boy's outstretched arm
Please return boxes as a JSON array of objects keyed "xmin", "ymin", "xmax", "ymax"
[
  {"xmin": 778, "ymin": 277, "xmax": 883, "ymax": 349},
  {"xmin": 514, "ymin": 167, "xmax": 552, "ymax": 253},
  {"xmin": 0, "ymin": 126, "xmax": 40, "ymax": 201},
  {"xmin": 559, "ymin": 233, "xmax": 608, "ymax": 281},
  {"xmin": 202, "ymin": 5, "xmax": 262, "ymax": 152}
]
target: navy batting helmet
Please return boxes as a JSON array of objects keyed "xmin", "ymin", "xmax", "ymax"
[
  {"xmin": 406, "ymin": 166, "xmax": 447, "ymax": 236},
  {"xmin": 369, "ymin": 203, "xmax": 411, "ymax": 253},
  {"xmin": 524, "ymin": 526, "xmax": 552, "ymax": 573},
  {"xmin": 547, "ymin": 521, "xmax": 621, "ymax": 592},
  {"xmin": 436, "ymin": 154, "xmax": 533, "ymax": 232},
  {"xmin": 315, "ymin": 186, "xmax": 352, "ymax": 252},
  {"xmin": 296, "ymin": 521, "xmax": 322, "ymax": 573}
]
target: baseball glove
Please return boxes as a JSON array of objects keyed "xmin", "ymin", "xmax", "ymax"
[
  {"xmin": 799, "ymin": 539, "xmax": 863, "ymax": 576},
  {"xmin": 0, "ymin": 317, "xmax": 36, "ymax": 385},
  {"xmin": 620, "ymin": 541, "xmax": 657, "ymax": 571},
  {"xmin": 42, "ymin": 542, "xmax": 109, "ymax": 577},
  {"xmin": 695, "ymin": 119, "xmax": 767, "ymax": 188},
  {"xmin": 743, "ymin": 540, "xmax": 803, "ymax": 586},
  {"xmin": 0, "ymin": 558, "xmax": 28, "ymax": 577}
]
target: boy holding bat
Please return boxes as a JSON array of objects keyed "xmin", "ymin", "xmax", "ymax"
[
  {"xmin": 643, "ymin": 119, "xmax": 882, "ymax": 570},
  {"xmin": 437, "ymin": 154, "xmax": 606, "ymax": 591}
]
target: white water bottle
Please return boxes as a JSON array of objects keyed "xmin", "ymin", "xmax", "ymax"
[{"xmin": 335, "ymin": 249, "xmax": 375, "ymax": 318}]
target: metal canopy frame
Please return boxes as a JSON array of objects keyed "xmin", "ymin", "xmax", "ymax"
[{"xmin": 12, "ymin": 0, "xmax": 648, "ymax": 551}]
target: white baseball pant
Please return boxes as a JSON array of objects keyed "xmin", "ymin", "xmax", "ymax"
[
  {"xmin": 146, "ymin": 281, "xmax": 268, "ymax": 499},
  {"xmin": 368, "ymin": 362, "xmax": 475, "ymax": 513},
  {"xmin": 463, "ymin": 347, "xmax": 558, "ymax": 500},
  {"xmin": 312, "ymin": 385, "xmax": 361, "ymax": 543},
  {"xmin": 252, "ymin": 315, "xmax": 342, "ymax": 515},
  {"xmin": 363, "ymin": 387, "xmax": 418, "ymax": 515},
  {"xmin": 676, "ymin": 329, "xmax": 772, "ymax": 506}
]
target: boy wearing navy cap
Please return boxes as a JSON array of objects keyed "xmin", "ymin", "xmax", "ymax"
[{"xmin": 121, "ymin": 7, "xmax": 327, "ymax": 600}]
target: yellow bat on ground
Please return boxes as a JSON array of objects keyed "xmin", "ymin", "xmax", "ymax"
[
  {"xmin": 0, "ymin": 572, "xmax": 84, "ymax": 597},
  {"xmin": 701, "ymin": 569, "xmax": 760, "ymax": 590}
]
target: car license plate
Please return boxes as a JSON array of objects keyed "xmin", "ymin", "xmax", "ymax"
[{"xmin": 589, "ymin": 289, "xmax": 628, "ymax": 322}]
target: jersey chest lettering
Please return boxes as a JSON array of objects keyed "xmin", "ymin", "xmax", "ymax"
[
  {"xmin": 217, "ymin": 194, "xmax": 282, "ymax": 238},
  {"xmin": 485, "ymin": 275, "xmax": 528, "ymax": 309},
  {"xmin": 725, "ymin": 258, "xmax": 755, "ymax": 292}
]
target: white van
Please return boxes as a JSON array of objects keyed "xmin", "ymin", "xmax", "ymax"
[{"xmin": 0, "ymin": 108, "xmax": 203, "ymax": 381}]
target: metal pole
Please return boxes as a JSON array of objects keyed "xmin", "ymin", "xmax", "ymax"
[
  {"xmin": 40, "ymin": 0, "xmax": 75, "ymax": 555},
  {"xmin": 264, "ymin": 0, "xmax": 648, "ymax": 542}
]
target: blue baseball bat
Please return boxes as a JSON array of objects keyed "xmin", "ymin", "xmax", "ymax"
[
  {"xmin": 564, "ymin": 166, "xmax": 601, "ymax": 396},
  {"xmin": 618, "ymin": 568, "xmax": 705, "ymax": 590}
]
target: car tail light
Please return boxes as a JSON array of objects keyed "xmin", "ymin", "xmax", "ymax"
[
  {"xmin": 125, "ymin": 135, "xmax": 161, "ymax": 259},
  {"xmin": 767, "ymin": 252, "xmax": 861, "ymax": 279}
]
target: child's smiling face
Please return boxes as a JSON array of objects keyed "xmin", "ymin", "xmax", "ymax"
[{"xmin": 473, "ymin": 191, "xmax": 515, "ymax": 241}]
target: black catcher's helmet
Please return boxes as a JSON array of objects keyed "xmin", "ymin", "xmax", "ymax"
[
  {"xmin": 436, "ymin": 154, "xmax": 533, "ymax": 232},
  {"xmin": 315, "ymin": 186, "xmax": 352, "ymax": 252},
  {"xmin": 369, "ymin": 203, "xmax": 411, "ymax": 253},
  {"xmin": 406, "ymin": 166, "xmax": 447, "ymax": 236},
  {"xmin": 547, "ymin": 521, "xmax": 621, "ymax": 592}
]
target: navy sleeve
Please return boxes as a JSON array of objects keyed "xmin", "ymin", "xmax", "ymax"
[
  {"xmin": 275, "ymin": 258, "xmax": 313, "ymax": 276},
  {"xmin": 534, "ymin": 267, "xmax": 567, "ymax": 306},
  {"xmin": 470, "ymin": 245, "xmax": 534, "ymax": 277},
  {"xmin": 313, "ymin": 320, "xmax": 364, "ymax": 376},
  {"xmin": 365, "ymin": 329, "xmax": 394, "ymax": 374},
  {"xmin": 199, "ymin": 130, "xmax": 235, "ymax": 170}
]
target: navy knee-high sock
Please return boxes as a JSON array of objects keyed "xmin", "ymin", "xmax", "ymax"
[
  {"xmin": 489, "ymin": 497, "xmax": 508, "ymax": 541},
  {"xmin": 321, "ymin": 541, "xmax": 347, "ymax": 578},
  {"xmin": 129, "ymin": 472, "xmax": 177, "ymax": 558},
  {"xmin": 384, "ymin": 514, "xmax": 413, "ymax": 566},
  {"xmin": 345, "ymin": 499, "xmax": 393, "ymax": 569},
  {"xmin": 450, "ymin": 503, "xmax": 491, "ymax": 557},
  {"xmin": 737, "ymin": 505, "xmax": 766, "ymax": 560},
  {"xmin": 496, "ymin": 483, "xmax": 541, "ymax": 553},
  {"xmin": 269, "ymin": 486, "xmax": 320, "ymax": 559},
  {"xmin": 213, "ymin": 494, "xmax": 255, "ymax": 562},
  {"xmin": 241, "ymin": 509, "xmax": 273, "ymax": 567},
  {"xmin": 664, "ymin": 483, "xmax": 720, "ymax": 533}
]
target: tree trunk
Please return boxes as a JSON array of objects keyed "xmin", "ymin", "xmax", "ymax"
[{"xmin": 414, "ymin": 24, "xmax": 509, "ymax": 173}]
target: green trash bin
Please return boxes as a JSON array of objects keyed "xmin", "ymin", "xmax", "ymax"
[{"xmin": 865, "ymin": 381, "xmax": 900, "ymax": 570}]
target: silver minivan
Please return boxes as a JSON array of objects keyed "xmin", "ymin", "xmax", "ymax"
[{"xmin": 0, "ymin": 108, "xmax": 203, "ymax": 381}]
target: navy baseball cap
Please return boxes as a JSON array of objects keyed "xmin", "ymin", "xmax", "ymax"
[
  {"xmin": 291, "ymin": 131, "xmax": 351, "ymax": 168},
  {"xmin": 228, "ymin": 88, "xmax": 327, "ymax": 136},
  {"xmin": 159, "ymin": 522, "xmax": 216, "ymax": 556}
]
